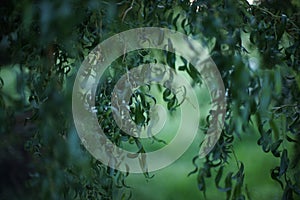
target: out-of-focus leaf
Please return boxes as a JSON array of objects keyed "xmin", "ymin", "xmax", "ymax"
[
  {"xmin": 215, "ymin": 166, "xmax": 231, "ymax": 192},
  {"xmin": 197, "ymin": 170, "xmax": 206, "ymax": 199},
  {"xmin": 188, "ymin": 156, "xmax": 199, "ymax": 177},
  {"xmin": 257, "ymin": 129, "xmax": 272, "ymax": 153},
  {"xmin": 225, "ymin": 172, "xmax": 233, "ymax": 200},
  {"xmin": 279, "ymin": 149, "xmax": 289, "ymax": 177},
  {"xmin": 270, "ymin": 139, "xmax": 283, "ymax": 157},
  {"xmin": 271, "ymin": 166, "xmax": 284, "ymax": 189},
  {"xmin": 163, "ymin": 88, "xmax": 171, "ymax": 101},
  {"xmin": 276, "ymin": 14, "xmax": 287, "ymax": 41},
  {"xmin": 282, "ymin": 183, "xmax": 294, "ymax": 200},
  {"xmin": 286, "ymin": 135, "xmax": 298, "ymax": 144},
  {"xmin": 178, "ymin": 65, "xmax": 186, "ymax": 71},
  {"xmin": 134, "ymin": 101, "xmax": 146, "ymax": 126},
  {"xmin": 0, "ymin": 76, "xmax": 4, "ymax": 89},
  {"xmin": 232, "ymin": 163, "xmax": 245, "ymax": 200}
]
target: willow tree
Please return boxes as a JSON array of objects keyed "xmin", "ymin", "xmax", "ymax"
[{"xmin": 0, "ymin": 0, "xmax": 299, "ymax": 199}]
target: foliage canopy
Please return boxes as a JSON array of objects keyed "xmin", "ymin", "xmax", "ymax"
[{"xmin": 0, "ymin": 0, "xmax": 300, "ymax": 199}]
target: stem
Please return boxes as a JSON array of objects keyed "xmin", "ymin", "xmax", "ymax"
[{"xmin": 122, "ymin": 0, "xmax": 135, "ymax": 22}]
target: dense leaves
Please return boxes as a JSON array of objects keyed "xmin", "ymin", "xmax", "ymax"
[{"xmin": 0, "ymin": 0, "xmax": 299, "ymax": 199}]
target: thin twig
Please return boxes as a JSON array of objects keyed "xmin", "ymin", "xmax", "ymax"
[
  {"xmin": 253, "ymin": 6, "xmax": 300, "ymax": 31},
  {"xmin": 122, "ymin": 0, "xmax": 135, "ymax": 22},
  {"xmin": 272, "ymin": 103, "xmax": 298, "ymax": 112}
]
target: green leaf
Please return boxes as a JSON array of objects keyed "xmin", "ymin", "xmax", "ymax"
[
  {"xmin": 145, "ymin": 93, "xmax": 157, "ymax": 105},
  {"xmin": 286, "ymin": 135, "xmax": 298, "ymax": 144},
  {"xmin": 134, "ymin": 102, "xmax": 146, "ymax": 126},
  {"xmin": 233, "ymin": 162, "xmax": 244, "ymax": 182},
  {"xmin": 187, "ymin": 63, "xmax": 202, "ymax": 85},
  {"xmin": 172, "ymin": 13, "xmax": 180, "ymax": 30},
  {"xmin": 282, "ymin": 183, "xmax": 294, "ymax": 200},
  {"xmin": 180, "ymin": 56, "xmax": 188, "ymax": 66},
  {"xmin": 166, "ymin": 51, "xmax": 176, "ymax": 69},
  {"xmin": 276, "ymin": 14, "xmax": 287, "ymax": 41},
  {"xmin": 197, "ymin": 170, "xmax": 206, "ymax": 199},
  {"xmin": 232, "ymin": 163, "xmax": 245, "ymax": 199},
  {"xmin": 178, "ymin": 65, "xmax": 186, "ymax": 71},
  {"xmin": 0, "ymin": 76, "xmax": 4, "ymax": 89},
  {"xmin": 269, "ymin": 118, "xmax": 280, "ymax": 141},
  {"xmin": 257, "ymin": 129, "xmax": 272, "ymax": 153},
  {"xmin": 167, "ymin": 98, "xmax": 176, "ymax": 110},
  {"xmin": 188, "ymin": 156, "xmax": 199, "ymax": 177},
  {"xmin": 163, "ymin": 88, "xmax": 171, "ymax": 101},
  {"xmin": 225, "ymin": 172, "xmax": 233, "ymax": 200},
  {"xmin": 279, "ymin": 149, "xmax": 289, "ymax": 177},
  {"xmin": 215, "ymin": 166, "xmax": 231, "ymax": 192},
  {"xmin": 270, "ymin": 139, "xmax": 283, "ymax": 157},
  {"xmin": 271, "ymin": 167, "xmax": 284, "ymax": 189}
]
